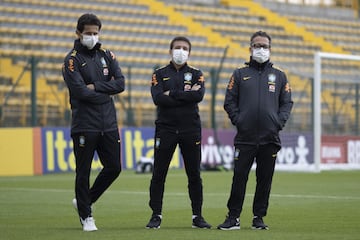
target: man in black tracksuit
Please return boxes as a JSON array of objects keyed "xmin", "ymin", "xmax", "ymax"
[
  {"xmin": 146, "ymin": 36, "xmax": 211, "ymax": 229},
  {"xmin": 62, "ymin": 13, "xmax": 125, "ymax": 231},
  {"xmin": 218, "ymin": 31, "xmax": 293, "ymax": 231}
]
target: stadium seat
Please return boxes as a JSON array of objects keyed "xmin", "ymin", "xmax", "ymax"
[{"xmin": 0, "ymin": 0, "xmax": 359, "ymax": 131}]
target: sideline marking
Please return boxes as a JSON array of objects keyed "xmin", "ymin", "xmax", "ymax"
[{"xmin": 1, "ymin": 187, "xmax": 360, "ymax": 200}]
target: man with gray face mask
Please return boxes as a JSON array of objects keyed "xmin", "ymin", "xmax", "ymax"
[
  {"xmin": 217, "ymin": 31, "xmax": 293, "ymax": 231},
  {"xmin": 146, "ymin": 36, "xmax": 211, "ymax": 230}
]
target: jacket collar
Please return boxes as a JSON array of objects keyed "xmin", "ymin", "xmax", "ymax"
[
  {"xmin": 74, "ymin": 39, "xmax": 102, "ymax": 54},
  {"xmin": 247, "ymin": 57, "xmax": 272, "ymax": 70},
  {"xmin": 170, "ymin": 61, "xmax": 188, "ymax": 71}
]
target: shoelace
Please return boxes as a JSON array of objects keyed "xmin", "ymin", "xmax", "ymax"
[{"xmin": 226, "ymin": 217, "xmax": 239, "ymax": 225}]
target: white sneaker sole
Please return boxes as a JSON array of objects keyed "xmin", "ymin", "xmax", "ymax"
[
  {"xmin": 192, "ymin": 225, "xmax": 211, "ymax": 229},
  {"xmin": 217, "ymin": 226, "xmax": 240, "ymax": 230},
  {"xmin": 83, "ymin": 226, "xmax": 98, "ymax": 232},
  {"xmin": 252, "ymin": 226, "xmax": 269, "ymax": 230},
  {"xmin": 145, "ymin": 226, "xmax": 160, "ymax": 229}
]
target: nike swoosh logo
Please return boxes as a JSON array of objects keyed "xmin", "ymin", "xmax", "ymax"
[
  {"xmin": 196, "ymin": 141, "xmax": 201, "ymax": 145},
  {"xmin": 163, "ymin": 77, "xmax": 170, "ymax": 81},
  {"xmin": 243, "ymin": 76, "xmax": 251, "ymax": 80}
]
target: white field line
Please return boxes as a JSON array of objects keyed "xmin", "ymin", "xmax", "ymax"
[{"xmin": 1, "ymin": 187, "xmax": 360, "ymax": 201}]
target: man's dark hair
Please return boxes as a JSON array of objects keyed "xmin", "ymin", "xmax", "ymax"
[
  {"xmin": 250, "ymin": 31, "xmax": 271, "ymax": 46},
  {"xmin": 76, "ymin": 13, "xmax": 102, "ymax": 33},
  {"xmin": 169, "ymin": 36, "xmax": 192, "ymax": 52}
]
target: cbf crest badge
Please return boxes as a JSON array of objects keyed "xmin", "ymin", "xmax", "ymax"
[
  {"xmin": 100, "ymin": 57, "xmax": 107, "ymax": 67},
  {"xmin": 100, "ymin": 57, "xmax": 109, "ymax": 76},
  {"xmin": 184, "ymin": 72, "xmax": 193, "ymax": 91},
  {"xmin": 79, "ymin": 135, "xmax": 85, "ymax": 147},
  {"xmin": 184, "ymin": 72, "xmax": 192, "ymax": 81},
  {"xmin": 268, "ymin": 73, "xmax": 276, "ymax": 92},
  {"xmin": 234, "ymin": 148, "xmax": 240, "ymax": 161},
  {"xmin": 155, "ymin": 138, "xmax": 160, "ymax": 149}
]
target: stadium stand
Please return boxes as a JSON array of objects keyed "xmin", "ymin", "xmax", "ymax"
[
  {"xmin": 256, "ymin": 0, "xmax": 360, "ymax": 133},
  {"xmin": 0, "ymin": 0, "xmax": 359, "ymax": 133}
]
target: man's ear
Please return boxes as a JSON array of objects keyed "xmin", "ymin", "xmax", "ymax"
[{"xmin": 75, "ymin": 30, "xmax": 81, "ymax": 38}]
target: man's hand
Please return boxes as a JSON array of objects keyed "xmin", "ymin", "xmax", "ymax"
[
  {"xmin": 163, "ymin": 84, "xmax": 200, "ymax": 96},
  {"xmin": 191, "ymin": 84, "xmax": 201, "ymax": 91},
  {"xmin": 87, "ymin": 84, "xmax": 95, "ymax": 90}
]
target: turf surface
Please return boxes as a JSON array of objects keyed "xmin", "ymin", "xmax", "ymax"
[{"xmin": 0, "ymin": 169, "xmax": 359, "ymax": 240}]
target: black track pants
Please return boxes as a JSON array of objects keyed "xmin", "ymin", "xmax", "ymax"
[
  {"xmin": 149, "ymin": 129, "xmax": 203, "ymax": 216},
  {"xmin": 226, "ymin": 143, "xmax": 279, "ymax": 218},
  {"xmin": 72, "ymin": 130, "xmax": 121, "ymax": 219}
]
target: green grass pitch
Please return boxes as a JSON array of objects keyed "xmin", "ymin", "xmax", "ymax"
[{"xmin": 0, "ymin": 169, "xmax": 359, "ymax": 240}]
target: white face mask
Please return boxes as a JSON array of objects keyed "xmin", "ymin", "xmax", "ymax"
[
  {"xmin": 81, "ymin": 34, "xmax": 99, "ymax": 49},
  {"xmin": 252, "ymin": 48, "xmax": 270, "ymax": 63},
  {"xmin": 172, "ymin": 49, "xmax": 189, "ymax": 65}
]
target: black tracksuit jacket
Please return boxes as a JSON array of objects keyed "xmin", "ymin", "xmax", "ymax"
[
  {"xmin": 224, "ymin": 59, "xmax": 293, "ymax": 147},
  {"xmin": 151, "ymin": 62, "xmax": 205, "ymax": 133},
  {"xmin": 62, "ymin": 40, "xmax": 125, "ymax": 134}
]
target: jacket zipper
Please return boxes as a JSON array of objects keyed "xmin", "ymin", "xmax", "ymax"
[{"xmin": 256, "ymin": 70, "xmax": 262, "ymax": 145}]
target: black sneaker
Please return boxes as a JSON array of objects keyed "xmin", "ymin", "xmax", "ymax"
[
  {"xmin": 146, "ymin": 215, "xmax": 161, "ymax": 229},
  {"xmin": 192, "ymin": 216, "xmax": 211, "ymax": 229},
  {"xmin": 217, "ymin": 215, "xmax": 240, "ymax": 230},
  {"xmin": 252, "ymin": 216, "xmax": 269, "ymax": 230}
]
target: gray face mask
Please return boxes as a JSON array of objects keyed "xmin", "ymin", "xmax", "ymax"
[
  {"xmin": 81, "ymin": 35, "xmax": 99, "ymax": 49},
  {"xmin": 252, "ymin": 48, "xmax": 270, "ymax": 63},
  {"xmin": 172, "ymin": 49, "xmax": 189, "ymax": 65}
]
